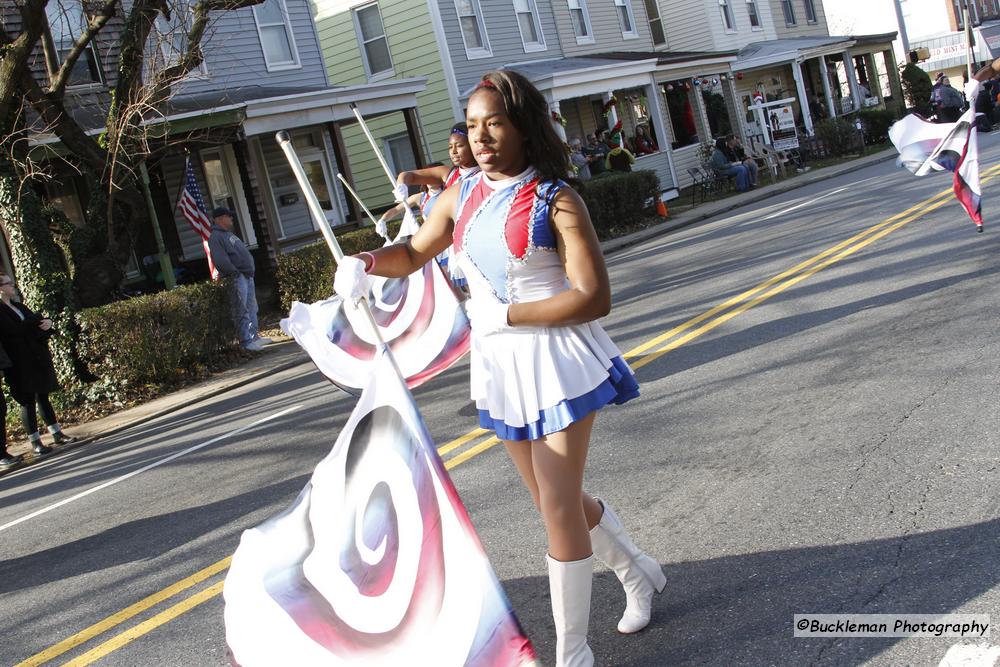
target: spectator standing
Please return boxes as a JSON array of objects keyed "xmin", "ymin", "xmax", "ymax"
[
  {"xmin": 725, "ymin": 134, "xmax": 758, "ymax": 188},
  {"xmin": 0, "ymin": 341, "xmax": 20, "ymax": 470},
  {"xmin": 569, "ymin": 138, "xmax": 591, "ymax": 180},
  {"xmin": 710, "ymin": 137, "xmax": 750, "ymax": 191},
  {"xmin": 582, "ymin": 133, "xmax": 608, "ymax": 176},
  {"xmin": 208, "ymin": 208, "xmax": 271, "ymax": 352},
  {"xmin": 809, "ymin": 93, "xmax": 828, "ymax": 120},
  {"xmin": 930, "ymin": 73, "xmax": 964, "ymax": 123},
  {"xmin": 0, "ymin": 273, "xmax": 76, "ymax": 457}
]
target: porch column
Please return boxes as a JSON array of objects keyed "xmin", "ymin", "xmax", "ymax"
[
  {"xmin": 688, "ymin": 80, "xmax": 712, "ymax": 143},
  {"xmin": 722, "ymin": 75, "xmax": 747, "ymax": 141},
  {"xmin": 644, "ymin": 77, "xmax": 678, "ymax": 191},
  {"xmin": 791, "ymin": 59, "xmax": 814, "ymax": 135},
  {"xmin": 842, "ymin": 50, "xmax": 861, "ymax": 112},
  {"xmin": 242, "ymin": 137, "xmax": 282, "ymax": 262},
  {"xmin": 549, "ymin": 99, "xmax": 567, "ymax": 143},
  {"xmin": 326, "ymin": 121, "xmax": 359, "ymax": 224},
  {"xmin": 863, "ymin": 52, "xmax": 880, "ymax": 101},
  {"xmin": 818, "ymin": 55, "xmax": 836, "ymax": 118},
  {"xmin": 403, "ymin": 107, "xmax": 428, "ymax": 168},
  {"xmin": 885, "ymin": 48, "xmax": 905, "ymax": 112}
]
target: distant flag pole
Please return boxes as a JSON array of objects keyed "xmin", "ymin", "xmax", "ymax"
[
  {"xmin": 177, "ymin": 156, "xmax": 219, "ymax": 280},
  {"xmin": 349, "ymin": 103, "xmax": 423, "ymax": 223}
]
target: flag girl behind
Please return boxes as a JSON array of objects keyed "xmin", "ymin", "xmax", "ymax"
[{"xmin": 334, "ymin": 69, "xmax": 663, "ymax": 667}]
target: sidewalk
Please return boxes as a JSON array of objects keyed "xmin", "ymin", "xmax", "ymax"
[{"xmin": 0, "ymin": 148, "xmax": 897, "ymax": 475}]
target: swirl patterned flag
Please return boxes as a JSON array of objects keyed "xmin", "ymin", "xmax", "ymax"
[
  {"xmin": 281, "ymin": 256, "xmax": 471, "ymax": 395},
  {"xmin": 223, "ymin": 346, "xmax": 537, "ymax": 666}
]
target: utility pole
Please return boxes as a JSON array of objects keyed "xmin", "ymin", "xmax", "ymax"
[{"xmin": 892, "ymin": 0, "xmax": 909, "ymax": 55}]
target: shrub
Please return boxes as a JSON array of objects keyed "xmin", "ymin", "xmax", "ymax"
[
  {"xmin": 858, "ymin": 108, "xmax": 898, "ymax": 144},
  {"xmin": 901, "ymin": 63, "xmax": 933, "ymax": 116},
  {"xmin": 75, "ymin": 281, "xmax": 236, "ymax": 404},
  {"xmin": 276, "ymin": 221, "xmax": 401, "ymax": 312},
  {"xmin": 813, "ymin": 117, "xmax": 862, "ymax": 156},
  {"xmin": 578, "ymin": 170, "xmax": 660, "ymax": 239}
]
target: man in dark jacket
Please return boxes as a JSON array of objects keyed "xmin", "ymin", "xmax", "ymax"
[
  {"xmin": 930, "ymin": 73, "xmax": 964, "ymax": 123},
  {"xmin": 208, "ymin": 208, "xmax": 271, "ymax": 352}
]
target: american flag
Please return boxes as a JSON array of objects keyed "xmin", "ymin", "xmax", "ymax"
[{"xmin": 179, "ymin": 157, "xmax": 219, "ymax": 279}]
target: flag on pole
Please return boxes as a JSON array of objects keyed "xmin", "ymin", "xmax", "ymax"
[
  {"xmin": 178, "ymin": 157, "xmax": 220, "ymax": 278},
  {"xmin": 281, "ymin": 228, "xmax": 471, "ymax": 394},
  {"xmin": 889, "ymin": 81, "xmax": 983, "ymax": 230},
  {"xmin": 224, "ymin": 346, "xmax": 537, "ymax": 667}
]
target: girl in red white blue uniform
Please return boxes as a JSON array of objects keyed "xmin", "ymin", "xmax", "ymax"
[{"xmin": 335, "ymin": 70, "xmax": 662, "ymax": 667}]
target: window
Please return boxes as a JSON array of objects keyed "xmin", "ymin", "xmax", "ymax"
[
  {"xmin": 804, "ymin": 0, "xmax": 817, "ymax": 22},
  {"xmin": 719, "ymin": 0, "xmax": 735, "ymax": 31},
  {"xmin": 513, "ymin": 0, "xmax": 546, "ymax": 51},
  {"xmin": 746, "ymin": 0, "xmax": 760, "ymax": 28},
  {"xmin": 643, "ymin": 0, "xmax": 665, "ymax": 45},
  {"xmin": 45, "ymin": 0, "xmax": 103, "ymax": 86},
  {"xmin": 567, "ymin": 0, "xmax": 593, "ymax": 43},
  {"xmin": 781, "ymin": 0, "xmax": 796, "ymax": 24},
  {"xmin": 153, "ymin": 0, "xmax": 208, "ymax": 77},
  {"xmin": 614, "ymin": 0, "xmax": 638, "ymax": 38},
  {"xmin": 252, "ymin": 0, "xmax": 300, "ymax": 71},
  {"xmin": 353, "ymin": 4, "xmax": 393, "ymax": 78},
  {"xmin": 454, "ymin": 0, "xmax": 492, "ymax": 58}
]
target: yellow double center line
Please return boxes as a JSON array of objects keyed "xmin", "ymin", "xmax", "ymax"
[{"xmin": 18, "ymin": 169, "xmax": 997, "ymax": 666}]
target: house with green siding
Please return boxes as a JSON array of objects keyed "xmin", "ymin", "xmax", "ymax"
[{"xmin": 312, "ymin": 0, "xmax": 460, "ymax": 211}]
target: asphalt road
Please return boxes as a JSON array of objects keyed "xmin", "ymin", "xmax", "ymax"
[{"xmin": 2, "ymin": 140, "xmax": 999, "ymax": 667}]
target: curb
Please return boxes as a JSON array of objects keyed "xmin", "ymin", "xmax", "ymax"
[{"xmin": 0, "ymin": 149, "xmax": 897, "ymax": 479}]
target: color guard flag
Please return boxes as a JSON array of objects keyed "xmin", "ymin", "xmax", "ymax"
[
  {"xmin": 889, "ymin": 80, "xmax": 983, "ymax": 230},
  {"xmin": 223, "ymin": 346, "xmax": 537, "ymax": 667},
  {"xmin": 281, "ymin": 229, "xmax": 470, "ymax": 395}
]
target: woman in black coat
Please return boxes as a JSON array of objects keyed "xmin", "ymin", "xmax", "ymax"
[
  {"xmin": 0, "ymin": 273, "xmax": 75, "ymax": 456},
  {"xmin": 0, "ymin": 340, "xmax": 21, "ymax": 469}
]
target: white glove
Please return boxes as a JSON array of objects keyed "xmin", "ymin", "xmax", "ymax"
[
  {"xmin": 964, "ymin": 79, "xmax": 982, "ymax": 105},
  {"xmin": 393, "ymin": 183, "xmax": 409, "ymax": 203},
  {"xmin": 333, "ymin": 255, "xmax": 370, "ymax": 301},
  {"xmin": 375, "ymin": 217, "xmax": 389, "ymax": 238},
  {"xmin": 465, "ymin": 298, "xmax": 510, "ymax": 336}
]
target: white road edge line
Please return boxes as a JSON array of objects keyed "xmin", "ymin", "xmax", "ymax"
[
  {"xmin": 0, "ymin": 405, "xmax": 302, "ymax": 533},
  {"xmin": 760, "ymin": 185, "xmax": 851, "ymax": 222}
]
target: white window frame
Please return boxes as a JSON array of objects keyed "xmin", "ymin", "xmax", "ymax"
[
  {"xmin": 352, "ymin": 3, "xmax": 395, "ymax": 80},
  {"xmin": 746, "ymin": 0, "xmax": 761, "ymax": 29},
  {"xmin": 454, "ymin": 0, "xmax": 493, "ymax": 59},
  {"xmin": 198, "ymin": 146, "xmax": 258, "ymax": 249},
  {"xmin": 803, "ymin": 0, "xmax": 817, "ymax": 23},
  {"xmin": 781, "ymin": 0, "xmax": 796, "ymax": 25},
  {"xmin": 45, "ymin": 0, "xmax": 104, "ymax": 87},
  {"xmin": 718, "ymin": 0, "xmax": 736, "ymax": 32},
  {"xmin": 643, "ymin": 0, "xmax": 665, "ymax": 45},
  {"xmin": 252, "ymin": 0, "xmax": 301, "ymax": 72},
  {"xmin": 614, "ymin": 0, "xmax": 639, "ymax": 39},
  {"xmin": 567, "ymin": 0, "xmax": 594, "ymax": 44},
  {"xmin": 154, "ymin": 0, "xmax": 209, "ymax": 79},
  {"xmin": 513, "ymin": 0, "xmax": 546, "ymax": 52}
]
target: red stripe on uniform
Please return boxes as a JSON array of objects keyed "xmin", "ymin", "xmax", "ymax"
[
  {"xmin": 504, "ymin": 178, "xmax": 539, "ymax": 259},
  {"xmin": 453, "ymin": 180, "xmax": 489, "ymax": 253}
]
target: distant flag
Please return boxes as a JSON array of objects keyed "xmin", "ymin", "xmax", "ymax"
[
  {"xmin": 178, "ymin": 157, "xmax": 221, "ymax": 278},
  {"xmin": 224, "ymin": 346, "xmax": 537, "ymax": 667},
  {"xmin": 889, "ymin": 81, "xmax": 984, "ymax": 231},
  {"xmin": 281, "ymin": 226, "xmax": 470, "ymax": 394}
]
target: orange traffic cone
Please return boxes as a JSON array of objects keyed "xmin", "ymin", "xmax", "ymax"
[{"xmin": 656, "ymin": 199, "xmax": 668, "ymax": 218}]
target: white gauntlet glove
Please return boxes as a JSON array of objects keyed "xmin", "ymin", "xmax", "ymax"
[
  {"xmin": 465, "ymin": 298, "xmax": 511, "ymax": 336},
  {"xmin": 375, "ymin": 217, "xmax": 389, "ymax": 239},
  {"xmin": 393, "ymin": 183, "xmax": 410, "ymax": 203},
  {"xmin": 333, "ymin": 255, "xmax": 370, "ymax": 301}
]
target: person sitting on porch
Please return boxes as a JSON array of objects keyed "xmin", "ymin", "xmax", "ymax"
[
  {"xmin": 725, "ymin": 134, "xmax": 758, "ymax": 188},
  {"xmin": 710, "ymin": 137, "xmax": 750, "ymax": 192},
  {"xmin": 632, "ymin": 125, "xmax": 658, "ymax": 155}
]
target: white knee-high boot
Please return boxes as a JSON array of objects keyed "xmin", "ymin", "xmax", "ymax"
[
  {"xmin": 546, "ymin": 554, "xmax": 595, "ymax": 667},
  {"xmin": 589, "ymin": 500, "xmax": 666, "ymax": 634}
]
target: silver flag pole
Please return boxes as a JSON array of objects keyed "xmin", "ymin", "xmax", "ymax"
[
  {"xmin": 335, "ymin": 173, "xmax": 382, "ymax": 228},
  {"xmin": 349, "ymin": 103, "xmax": 421, "ymax": 220},
  {"xmin": 275, "ymin": 130, "xmax": 388, "ymax": 349}
]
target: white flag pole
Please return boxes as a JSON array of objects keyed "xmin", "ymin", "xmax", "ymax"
[
  {"xmin": 336, "ymin": 173, "xmax": 382, "ymax": 228},
  {"xmin": 349, "ymin": 103, "xmax": 422, "ymax": 220},
  {"xmin": 275, "ymin": 131, "xmax": 390, "ymax": 351}
]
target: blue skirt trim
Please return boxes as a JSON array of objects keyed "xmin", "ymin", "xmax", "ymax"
[{"xmin": 479, "ymin": 356, "xmax": 639, "ymax": 441}]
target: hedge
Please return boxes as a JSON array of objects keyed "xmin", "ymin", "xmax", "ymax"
[
  {"xmin": 276, "ymin": 172, "xmax": 662, "ymax": 307},
  {"xmin": 857, "ymin": 108, "xmax": 898, "ymax": 144},
  {"xmin": 275, "ymin": 221, "xmax": 402, "ymax": 312},
  {"xmin": 74, "ymin": 281, "xmax": 237, "ymax": 404}
]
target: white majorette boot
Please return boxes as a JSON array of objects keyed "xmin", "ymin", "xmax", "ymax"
[
  {"xmin": 546, "ymin": 554, "xmax": 595, "ymax": 667},
  {"xmin": 589, "ymin": 500, "xmax": 667, "ymax": 634}
]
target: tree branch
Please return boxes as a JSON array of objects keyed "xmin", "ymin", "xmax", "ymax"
[
  {"xmin": 49, "ymin": 0, "xmax": 122, "ymax": 98},
  {"xmin": 0, "ymin": 0, "xmax": 50, "ymax": 126}
]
